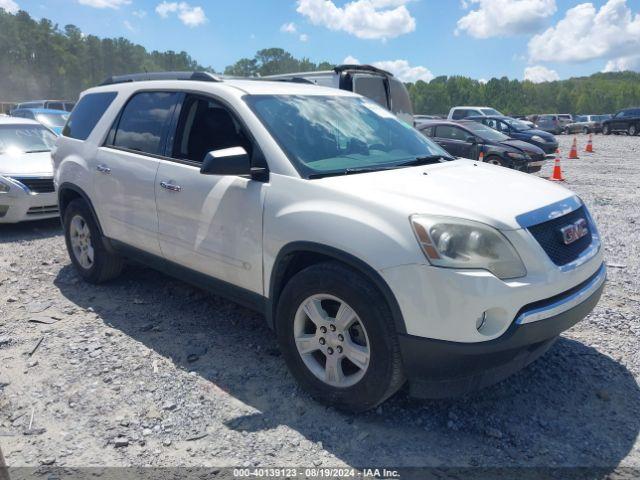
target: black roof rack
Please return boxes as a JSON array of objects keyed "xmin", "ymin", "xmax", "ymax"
[
  {"xmin": 334, "ymin": 64, "xmax": 394, "ymax": 77},
  {"xmin": 268, "ymin": 77, "xmax": 314, "ymax": 84},
  {"xmin": 100, "ymin": 71, "xmax": 221, "ymax": 86}
]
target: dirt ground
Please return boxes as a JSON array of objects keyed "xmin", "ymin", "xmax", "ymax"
[{"xmin": 1, "ymin": 134, "xmax": 639, "ymax": 476}]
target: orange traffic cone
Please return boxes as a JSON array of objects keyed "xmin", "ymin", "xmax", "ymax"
[
  {"xmin": 549, "ymin": 155, "xmax": 565, "ymax": 182},
  {"xmin": 585, "ymin": 134, "xmax": 594, "ymax": 153},
  {"xmin": 568, "ymin": 137, "xmax": 579, "ymax": 159}
]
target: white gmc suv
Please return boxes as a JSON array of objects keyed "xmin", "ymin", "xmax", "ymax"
[{"xmin": 53, "ymin": 72, "xmax": 606, "ymax": 412}]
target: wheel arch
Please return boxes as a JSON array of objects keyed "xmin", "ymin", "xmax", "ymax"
[{"xmin": 267, "ymin": 242, "xmax": 406, "ymax": 335}]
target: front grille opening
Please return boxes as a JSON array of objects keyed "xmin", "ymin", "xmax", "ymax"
[
  {"xmin": 26, "ymin": 205, "xmax": 59, "ymax": 216},
  {"xmin": 15, "ymin": 178, "xmax": 55, "ymax": 194},
  {"xmin": 527, "ymin": 206, "xmax": 593, "ymax": 266}
]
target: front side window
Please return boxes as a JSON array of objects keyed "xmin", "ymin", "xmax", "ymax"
[
  {"xmin": 111, "ymin": 92, "xmax": 178, "ymax": 155},
  {"xmin": 171, "ymin": 95, "xmax": 251, "ymax": 164},
  {"xmin": 436, "ymin": 125, "xmax": 467, "ymax": 140},
  {"xmin": 353, "ymin": 75, "xmax": 388, "ymax": 108},
  {"xmin": 0, "ymin": 125, "xmax": 57, "ymax": 155},
  {"xmin": 246, "ymin": 95, "xmax": 450, "ymax": 178},
  {"xmin": 64, "ymin": 92, "xmax": 117, "ymax": 140}
]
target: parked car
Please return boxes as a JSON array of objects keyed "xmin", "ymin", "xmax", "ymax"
[
  {"xmin": 466, "ymin": 115, "xmax": 558, "ymax": 155},
  {"xmin": 11, "ymin": 108, "xmax": 69, "ymax": 135},
  {"xmin": 564, "ymin": 115, "xmax": 610, "ymax": 134},
  {"xmin": 54, "ymin": 72, "xmax": 605, "ymax": 411},
  {"xmin": 414, "ymin": 114, "xmax": 442, "ymax": 125},
  {"xmin": 535, "ymin": 114, "xmax": 564, "ymax": 135},
  {"xmin": 557, "ymin": 114, "xmax": 573, "ymax": 129},
  {"xmin": 14, "ymin": 100, "xmax": 75, "ymax": 112},
  {"xmin": 447, "ymin": 106, "xmax": 503, "ymax": 120},
  {"xmin": 602, "ymin": 108, "xmax": 640, "ymax": 136},
  {"xmin": 417, "ymin": 120, "xmax": 547, "ymax": 172},
  {"xmin": 1, "ymin": 102, "xmax": 16, "ymax": 115},
  {"xmin": 264, "ymin": 64, "xmax": 413, "ymax": 125},
  {"xmin": 0, "ymin": 117, "xmax": 59, "ymax": 223}
]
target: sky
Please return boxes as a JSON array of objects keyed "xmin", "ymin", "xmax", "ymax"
[{"xmin": 3, "ymin": 0, "xmax": 640, "ymax": 83}]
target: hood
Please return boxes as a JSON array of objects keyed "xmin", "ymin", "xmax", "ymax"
[
  {"xmin": 317, "ymin": 160, "xmax": 574, "ymax": 230},
  {"xmin": 522, "ymin": 129, "xmax": 556, "ymax": 141},
  {"xmin": 499, "ymin": 139, "xmax": 545, "ymax": 155},
  {"xmin": 0, "ymin": 151, "xmax": 54, "ymax": 177}
]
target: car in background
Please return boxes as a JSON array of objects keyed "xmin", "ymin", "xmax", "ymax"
[
  {"xmin": 602, "ymin": 108, "xmax": 640, "ymax": 136},
  {"xmin": 15, "ymin": 100, "xmax": 75, "ymax": 112},
  {"xmin": 264, "ymin": 64, "xmax": 414, "ymax": 125},
  {"xmin": 11, "ymin": 108, "xmax": 69, "ymax": 135},
  {"xmin": 564, "ymin": 115, "xmax": 611, "ymax": 134},
  {"xmin": 557, "ymin": 114, "xmax": 573, "ymax": 129},
  {"xmin": 447, "ymin": 106, "xmax": 503, "ymax": 120},
  {"xmin": 417, "ymin": 120, "xmax": 547, "ymax": 173},
  {"xmin": 535, "ymin": 114, "xmax": 564, "ymax": 135},
  {"xmin": 467, "ymin": 115, "xmax": 558, "ymax": 155},
  {"xmin": 0, "ymin": 117, "xmax": 59, "ymax": 223},
  {"xmin": 1, "ymin": 102, "xmax": 16, "ymax": 115},
  {"xmin": 414, "ymin": 114, "xmax": 442, "ymax": 125}
]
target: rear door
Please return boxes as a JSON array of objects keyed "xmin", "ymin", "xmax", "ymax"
[
  {"xmin": 94, "ymin": 91, "xmax": 179, "ymax": 255},
  {"xmin": 155, "ymin": 94, "xmax": 266, "ymax": 294}
]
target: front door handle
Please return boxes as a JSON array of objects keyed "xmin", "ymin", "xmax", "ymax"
[
  {"xmin": 96, "ymin": 164, "xmax": 111, "ymax": 175},
  {"xmin": 160, "ymin": 181, "xmax": 182, "ymax": 192}
]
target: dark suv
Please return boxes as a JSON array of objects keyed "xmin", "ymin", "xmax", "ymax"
[
  {"xmin": 602, "ymin": 108, "xmax": 640, "ymax": 136},
  {"xmin": 467, "ymin": 115, "xmax": 558, "ymax": 155}
]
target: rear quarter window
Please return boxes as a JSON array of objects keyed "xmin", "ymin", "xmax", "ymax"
[{"xmin": 63, "ymin": 92, "xmax": 118, "ymax": 141}]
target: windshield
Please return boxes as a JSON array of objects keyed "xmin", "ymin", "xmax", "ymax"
[
  {"xmin": 0, "ymin": 125, "xmax": 57, "ymax": 154},
  {"xmin": 246, "ymin": 95, "xmax": 452, "ymax": 177},
  {"xmin": 36, "ymin": 113, "xmax": 68, "ymax": 128},
  {"xmin": 481, "ymin": 108, "xmax": 502, "ymax": 116},
  {"xmin": 464, "ymin": 122, "xmax": 510, "ymax": 142},
  {"xmin": 502, "ymin": 117, "xmax": 532, "ymax": 131}
]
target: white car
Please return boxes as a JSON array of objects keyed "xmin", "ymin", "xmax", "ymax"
[
  {"xmin": 53, "ymin": 72, "xmax": 606, "ymax": 411},
  {"xmin": 0, "ymin": 117, "xmax": 59, "ymax": 223},
  {"xmin": 448, "ymin": 106, "xmax": 503, "ymax": 120}
]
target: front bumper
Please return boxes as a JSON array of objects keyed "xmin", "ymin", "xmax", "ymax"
[
  {"xmin": 399, "ymin": 263, "xmax": 606, "ymax": 398},
  {"xmin": 0, "ymin": 189, "xmax": 59, "ymax": 223}
]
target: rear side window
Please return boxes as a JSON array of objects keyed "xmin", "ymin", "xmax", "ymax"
[
  {"xmin": 353, "ymin": 75, "xmax": 388, "ymax": 108},
  {"xmin": 110, "ymin": 92, "xmax": 178, "ymax": 155},
  {"xmin": 435, "ymin": 125, "xmax": 467, "ymax": 140},
  {"xmin": 63, "ymin": 92, "xmax": 117, "ymax": 140},
  {"xmin": 451, "ymin": 109, "xmax": 468, "ymax": 120},
  {"xmin": 47, "ymin": 102, "xmax": 65, "ymax": 111}
]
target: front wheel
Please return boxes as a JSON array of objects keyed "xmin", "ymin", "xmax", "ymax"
[
  {"xmin": 276, "ymin": 262, "xmax": 405, "ymax": 412},
  {"xmin": 602, "ymin": 124, "xmax": 611, "ymax": 135},
  {"xmin": 63, "ymin": 199, "xmax": 124, "ymax": 284},
  {"xmin": 629, "ymin": 124, "xmax": 638, "ymax": 136},
  {"xmin": 485, "ymin": 155, "xmax": 507, "ymax": 167},
  {"xmin": 582, "ymin": 127, "xmax": 590, "ymax": 135}
]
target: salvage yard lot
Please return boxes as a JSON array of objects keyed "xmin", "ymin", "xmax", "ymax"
[{"xmin": 0, "ymin": 135, "xmax": 639, "ymax": 471}]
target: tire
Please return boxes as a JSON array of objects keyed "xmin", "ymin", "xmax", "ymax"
[
  {"xmin": 63, "ymin": 198, "xmax": 124, "ymax": 284},
  {"xmin": 629, "ymin": 124, "xmax": 638, "ymax": 136},
  {"xmin": 485, "ymin": 155, "xmax": 507, "ymax": 167},
  {"xmin": 582, "ymin": 127, "xmax": 589, "ymax": 135},
  {"xmin": 602, "ymin": 124, "xmax": 611, "ymax": 135},
  {"xmin": 276, "ymin": 261, "xmax": 405, "ymax": 412}
]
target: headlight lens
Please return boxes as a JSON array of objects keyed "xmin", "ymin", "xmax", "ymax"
[
  {"xmin": 410, "ymin": 215, "xmax": 527, "ymax": 279},
  {"xmin": 531, "ymin": 135, "xmax": 544, "ymax": 142}
]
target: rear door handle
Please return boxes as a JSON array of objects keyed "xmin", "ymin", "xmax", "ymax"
[
  {"xmin": 96, "ymin": 164, "xmax": 111, "ymax": 175},
  {"xmin": 160, "ymin": 181, "xmax": 182, "ymax": 192}
]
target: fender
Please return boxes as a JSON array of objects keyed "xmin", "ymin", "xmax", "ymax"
[{"xmin": 267, "ymin": 241, "xmax": 406, "ymax": 334}]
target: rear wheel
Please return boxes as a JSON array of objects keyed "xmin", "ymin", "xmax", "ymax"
[
  {"xmin": 602, "ymin": 124, "xmax": 611, "ymax": 135},
  {"xmin": 629, "ymin": 124, "xmax": 638, "ymax": 136},
  {"xmin": 582, "ymin": 127, "xmax": 589, "ymax": 135},
  {"xmin": 63, "ymin": 199, "xmax": 124, "ymax": 284},
  {"xmin": 276, "ymin": 262, "xmax": 405, "ymax": 412}
]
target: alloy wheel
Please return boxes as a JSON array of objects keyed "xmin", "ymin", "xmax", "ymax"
[
  {"xmin": 69, "ymin": 215, "xmax": 94, "ymax": 269},
  {"xmin": 293, "ymin": 294, "xmax": 370, "ymax": 388}
]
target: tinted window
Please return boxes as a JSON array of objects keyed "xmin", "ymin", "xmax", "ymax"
[
  {"xmin": 435, "ymin": 125, "xmax": 467, "ymax": 140},
  {"xmin": 47, "ymin": 102, "xmax": 65, "ymax": 111},
  {"xmin": 63, "ymin": 92, "xmax": 117, "ymax": 140},
  {"xmin": 111, "ymin": 92, "xmax": 178, "ymax": 155},
  {"xmin": 451, "ymin": 109, "xmax": 468, "ymax": 120},
  {"xmin": 171, "ymin": 95, "xmax": 251, "ymax": 164},
  {"xmin": 353, "ymin": 75, "xmax": 388, "ymax": 108},
  {"xmin": 419, "ymin": 125, "xmax": 434, "ymax": 137},
  {"xmin": 389, "ymin": 78, "xmax": 413, "ymax": 117}
]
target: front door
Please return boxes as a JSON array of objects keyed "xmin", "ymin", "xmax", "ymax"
[
  {"xmin": 155, "ymin": 94, "xmax": 265, "ymax": 294},
  {"xmin": 434, "ymin": 125, "xmax": 475, "ymax": 158},
  {"xmin": 94, "ymin": 91, "xmax": 179, "ymax": 255}
]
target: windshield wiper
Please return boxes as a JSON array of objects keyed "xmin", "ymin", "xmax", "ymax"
[
  {"xmin": 25, "ymin": 149, "xmax": 51, "ymax": 153},
  {"xmin": 397, "ymin": 154, "xmax": 454, "ymax": 166}
]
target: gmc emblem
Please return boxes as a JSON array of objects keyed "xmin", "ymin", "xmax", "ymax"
[{"xmin": 560, "ymin": 218, "xmax": 589, "ymax": 245}]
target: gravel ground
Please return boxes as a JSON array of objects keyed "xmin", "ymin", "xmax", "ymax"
[{"xmin": 0, "ymin": 134, "xmax": 639, "ymax": 474}]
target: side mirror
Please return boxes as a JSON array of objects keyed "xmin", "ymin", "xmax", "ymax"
[
  {"xmin": 466, "ymin": 135, "xmax": 477, "ymax": 144},
  {"xmin": 201, "ymin": 147, "xmax": 251, "ymax": 176}
]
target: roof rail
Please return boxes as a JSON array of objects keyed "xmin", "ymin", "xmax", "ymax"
[
  {"xmin": 268, "ymin": 77, "xmax": 314, "ymax": 84},
  {"xmin": 334, "ymin": 64, "xmax": 394, "ymax": 77},
  {"xmin": 100, "ymin": 71, "xmax": 222, "ymax": 86}
]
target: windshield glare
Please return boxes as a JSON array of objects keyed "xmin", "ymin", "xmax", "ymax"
[
  {"xmin": 465, "ymin": 122, "xmax": 510, "ymax": 142},
  {"xmin": 247, "ymin": 95, "xmax": 451, "ymax": 176},
  {"xmin": 36, "ymin": 113, "xmax": 68, "ymax": 128},
  {"xmin": 0, "ymin": 125, "xmax": 57, "ymax": 154},
  {"xmin": 481, "ymin": 108, "xmax": 502, "ymax": 116},
  {"xmin": 503, "ymin": 118, "xmax": 531, "ymax": 130}
]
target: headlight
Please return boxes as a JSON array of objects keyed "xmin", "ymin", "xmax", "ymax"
[
  {"xmin": 531, "ymin": 135, "xmax": 545, "ymax": 142},
  {"xmin": 506, "ymin": 152, "xmax": 528, "ymax": 160},
  {"xmin": 0, "ymin": 177, "xmax": 11, "ymax": 193},
  {"xmin": 410, "ymin": 215, "xmax": 527, "ymax": 280}
]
